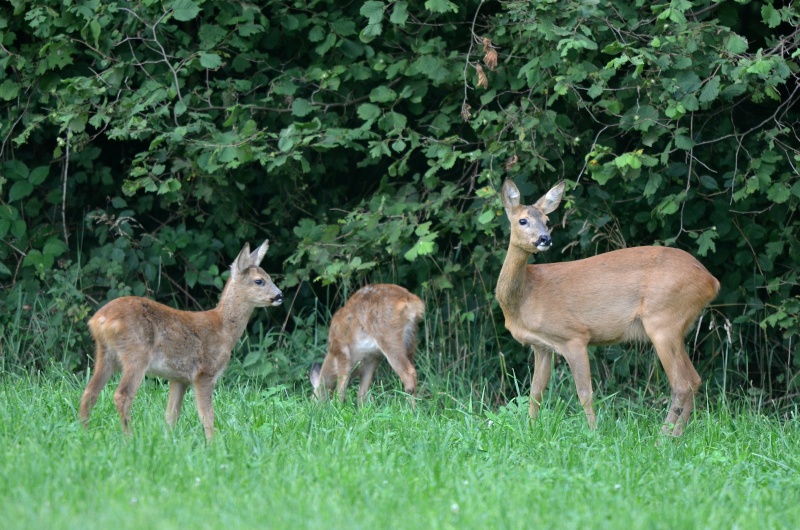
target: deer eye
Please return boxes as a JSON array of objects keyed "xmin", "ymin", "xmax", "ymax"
[
  {"xmin": 518, "ymin": 219, "xmax": 528, "ymax": 226},
  {"xmin": 254, "ymin": 279, "xmax": 264, "ymax": 286}
]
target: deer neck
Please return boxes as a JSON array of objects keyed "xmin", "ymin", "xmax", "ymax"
[
  {"xmin": 214, "ymin": 282, "xmax": 256, "ymax": 350},
  {"xmin": 496, "ymin": 243, "xmax": 533, "ymax": 315}
]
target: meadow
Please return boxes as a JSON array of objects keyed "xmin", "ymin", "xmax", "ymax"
[{"xmin": 1, "ymin": 367, "xmax": 798, "ymax": 530}]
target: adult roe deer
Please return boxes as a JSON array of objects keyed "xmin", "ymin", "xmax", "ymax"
[
  {"xmin": 309, "ymin": 284, "xmax": 425, "ymax": 404},
  {"xmin": 496, "ymin": 180, "xmax": 719, "ymax": 435},
  {"xmin": 79, "ymin": 240, "xmax": 283, "ymax": 440}
]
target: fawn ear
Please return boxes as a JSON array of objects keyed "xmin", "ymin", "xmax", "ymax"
[
  {"xmin": 233, "ymin": 242, "xmax": 252, "ymax": 276},
  {"xmin": 533, "ymin": 181, "xmax": 565, "ymax": 215},
  {"xmin": 501, "ymin": 179, "xmax": 521, "ymax": 218},
  {"xmin": 309, "ymin": 362, "xmax": 322, "ymax": 390},
  {"xmin": 249, "ymin": 239, "xmax": 270, "ymax": 267}
]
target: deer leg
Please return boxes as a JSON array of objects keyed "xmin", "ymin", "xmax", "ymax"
[
  {"xmin": 165, "ymin": 380, "xmax": 188, "ymax": 428},
  {"xmin": 356, "ymin": 359, "xmax": 380, "ymax": 405},
  {"xmin": 193, "ymin": 374, "xmax": 216, "ymax": 441},
  {"xmin": 113, "ymin": 362, "xmax": 147, "ymax": 436},
  {"xmin": 529, "ymin": 345, "xmax": 553, "ymax": 420},
  {"xmin": 79, "ymin": 344, "xmax": 117, "ymax": 429},
  {"xmin": 647, "ymin": 327, "xmax": 701, "ymax": 436},
  {"xmin": 377, "ymin": 338, "xmax": 418, "ymax": 406},
  {"xmin": 561, "ymin": 341, "xmax": 596, "ymax": 430}
]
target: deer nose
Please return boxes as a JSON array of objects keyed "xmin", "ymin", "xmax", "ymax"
[
  {"xmin": 535, "ymin": 235, "xmax": 552, "ymax": 249},
  {"xmin": 274, "ymin": 291, "xmax": 284, "ymax": 304}
]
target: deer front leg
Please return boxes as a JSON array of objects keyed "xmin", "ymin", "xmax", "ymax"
[
  {"xmin": 193, "ymin": 374, "xmax": 216, "ymax": 441},
  {"xmin": 561, "ymin": 341, "xmax": 596, "ymax": 430},
  {"xmin": 529, "ymin": 345, "xmax": 553, "ymax": 420}
]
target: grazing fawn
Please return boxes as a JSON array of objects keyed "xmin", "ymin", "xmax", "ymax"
[
  {"xmin": 79, "ymin": 240, "xmax": 283, "ymax": 440},
  {"xmin": 310, "ymin": 284, "xmax": 425, "ymax": 404},
  {"xmin": 496, "ymin": 180, "xmax": 720, "ymax": 435}
]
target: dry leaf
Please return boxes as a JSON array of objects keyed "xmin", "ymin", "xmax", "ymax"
[
  {"xmin": 461, "ymin": 102, "xmax": 472, "ymax": 121},
  {"xmin": 505, "ymin": 154, "xmax": 519, "ymax": 171},
  {"xmin": 482, "ymin": 37, "xmax": 498, "ymax": 70},
  {"xmin": 476, "ymin": 64, "xmax": 488, "ymax": 89}
]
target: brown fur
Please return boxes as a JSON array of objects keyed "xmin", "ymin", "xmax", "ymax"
[
  {"xmin": 309, "ymin": 284, "xmax": 425, "ymax": 404},
  {"xmin": 496, "ymin": 180, "xmax": 720, "ymax": 435},
  {"xmin": 79, "ymin": 240, "xmax": 283, "ymax": 440}
]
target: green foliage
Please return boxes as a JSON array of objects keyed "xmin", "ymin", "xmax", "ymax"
[{"xmin": 1, "ymin": 0, "xmax": 799, "ymax": 398}]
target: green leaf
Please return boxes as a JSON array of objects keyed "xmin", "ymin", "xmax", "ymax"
[
  {"xmin": 587, "ymin": 84, "xmax": 603, "ymax": 99},
  {"xmin": 29, "ymin": 166, "xmax": 49, "ymax": 185},
  {"xmin": 425, "ymin": 0, "xmax": 458, "ymax": 13},
  {"xmin": 674, "ymin": 135, "xmax": 695, "ymax": 150},
  {"xmin": 390, "ymin": 1, "xmax": 409, "ymax": 25},
  {"xmin": 369, "ymin": 86, "xmax": 397, "ymax": 103},
  {"xmin": 725, "ymin": 34, "xmax": 748, "ymax": 54},
  {"xmin": 767, "ymin": 183, "xmax": 791, "ymax": 204},
  {"xmin": 0, "ymin": 79, "xmax": 20, "ymax": 101},
  {"xmin": 291, "ymin": 98, "xmax": 315, "ymax": 117},
  {"xmin": 8, "ymin": 181, "xmax": 33, "ymax": 202},
  {"xmin": 477, "ymin": 210, "xmax": 495, "ymax": 224},
  {"xmin": 357, "ymin": 103, "xmax": 381, "ymax": 121},
  {"xmin": 761, "ymin": 5, "xmax": 781, "ymax": 28},
  {"xmin": 696, "ymin": 229, "xmax": 718, "ymax": 257},
  {"xmin": 699, "ymin": 76, "xmax": 720, "ymax": 104},
  {"xmin": 43, "ymin": 237, "xmax": 68, "ymax": 257},
  {"xmin": 172, "ymin": 0, "xmax": 200, "ymax": 21},
  {"xmin": 700, "ymin": 175, "xmax": 719, "ymax": 190},
  {"xmin": 199, "ymin": 53, "xmax": 223, "ymax": 69}
]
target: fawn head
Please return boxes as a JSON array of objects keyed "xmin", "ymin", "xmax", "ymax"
[
  {"xmin": 501, "ymin": 179, "xmax": 565, "ymax": 253},
  {"xmin": 230, "ymin": 240, "xmax": 284, "ymax": 307}
]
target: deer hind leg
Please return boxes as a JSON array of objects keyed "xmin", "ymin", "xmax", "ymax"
[
  {"xmin": 561, "ymin": 341, "xmax": 596, "ymax": 430},
  {"xmin": 79, "ymin": 343, "xmax": 117, "ymax": 429},
  {"xmin": 377, "ymin": 337, "xmax": 418, "ymax": 406},
  {"xmin": 355, "ymin": 358, "xmax": 380, "ymax": 405},
  {"xmin": 646, "ymin": 324, "xmax": 701, "ymax": 436},
  {"xmin": 529, "ymin": 345, "xmax": 553, "ymax": 420},
  {"xmin": 165, "ymin": 380, "xmax": 188, "ymax": 428},
  {"xmin": 113, "ymin": 359, "xmax": 148, "ymax": 436}
]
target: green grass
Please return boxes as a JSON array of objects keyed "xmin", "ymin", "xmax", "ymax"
[{"xmin": 1, "ymin": 370, "xmax": 798, "ymax": 530}]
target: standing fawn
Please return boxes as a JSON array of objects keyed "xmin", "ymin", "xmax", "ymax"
[
  {"xmin": 310, "ymin": 284, "xmax": 425, "ymax": 404},
  {"xmin": 79, "ymin": 240, "xmax": 283, "ymax": 440},
  {"xmin": 496, "ymin": 180, "xmax": 720, "ymax": 435}
]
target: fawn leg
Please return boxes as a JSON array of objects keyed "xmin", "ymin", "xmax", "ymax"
[
  {"xmin": 193, "ymin": 374, "xmax": 216, "ymax": 441},
  {"xmin": 113, "ymin": 362, "xmax": 147, "ymax": 436},
  {"xmin": 356, "ymin": 358, "xmax": 380, "ymax": 405},
  {"xmin": 79, "ymin": 344, "xmax": 116, "ymax": 428},
  {"xmin": 165, "ymin": 380, "xmax": 188, "ymax": 428},
  {"xmin": 377, "ymin": 337, "xmax": 418, "ymax": 405}
]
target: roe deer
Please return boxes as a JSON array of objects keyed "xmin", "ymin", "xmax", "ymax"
[
  {"xmin": 79, "ymin": 240, "xmax": 283, "ymax": 440},
  {"xmin": 496, "ymin": 180, "xmax": 720, "ymax": 435},
  {"xmin": 309, "ymin": 284, "xmax": 425, "ymax": 404}
]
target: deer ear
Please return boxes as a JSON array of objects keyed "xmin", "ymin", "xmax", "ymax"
[
  {"xmin": 309, "ymin": 362, "xmax": 322, "ymax": 390},
  {"xmin": 501, "ymin": 179, "xmax": 521, "ymax": 217},
  {"xmin": 534, "ymin": 181, "xmax": 565, "ymax": 215},
  {"xmin": 249, "ymin": 239, "xmax": 269, "ymax": 267},
  {"xmin": 233, "ymin": 242, "xmax": 252, "ymax": 276}
]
